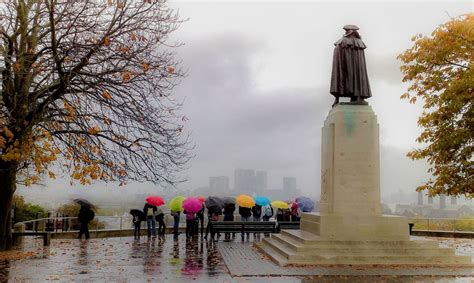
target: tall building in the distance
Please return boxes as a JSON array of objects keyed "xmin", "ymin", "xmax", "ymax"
[
  {"xmin": 234, "ymin": 169, "xmax": 268, "ymax": 195},
  {"xmin": 255, "ymin": 170, "xmax": 267, "ymax": 193},
  {"xmin": 283, "ymin": 177, "xmax": 297, "ymax": 196},
  {"xmin": 209, "ymin": 176, "xmax": 229, "ymax": 193},
  {"xmin": 234, "ymin": 169, "xmax": 255, "ymax": 194}
]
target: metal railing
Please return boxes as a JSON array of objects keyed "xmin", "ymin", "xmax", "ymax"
[
  {"xmin": 16, "ymin": 214, "xmax": 189, "ymax": 232},
  {"xmin": 18, "ymin": 215, "xmax": 474, "ymax": 233}
]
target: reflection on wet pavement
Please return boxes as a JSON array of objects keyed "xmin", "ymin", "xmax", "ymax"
[
  {"xmin": 0, "ymin": 236, "xmax": 229, "ymax": 281},
  {"xmin": 1, "ymin": 235, "xmax": 472, "ymax": 282}
]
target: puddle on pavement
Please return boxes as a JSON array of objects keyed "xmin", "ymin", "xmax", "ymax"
[{"xmin": 0, "ymin": 235, "xmax": 229, "ymax": 281}]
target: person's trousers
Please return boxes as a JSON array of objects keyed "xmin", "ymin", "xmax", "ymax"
[
  {"xmin": 134, "ymin": 222, "xmax": 141, "ymax": 239},
  {"xmin": 196, "ymin": 217, "xmax": 204, "ymax": 235},
  {"xmin": 147, "ymin": 217, "xmax": 156, "ymax": 237},
  {"xmin": 205, "ymin": 219, "xmax": 212, "ymax": 239},
  {"xmin": 156, "ymin": 216, "xmax": 166, "ymax": 236},
  {"xmin": 173, "ymin": 213, "xmax": 180, "ymax": 238},
  {"xmin": 240, "ymin": 216, "xmax": 250, "ymax": 239},
  {"xmin": 223, "ymin": 215, "xmax": 234, "ymax": 239},
  {"xmin": 186, "ymin": 220, "xmax": 194, "ymax": 238},
  {"xmin": 291, "ymin": 215, "xmax": 301, "ymax": 222},
  {"xmin": 78, "ymin": 222, "xmax": 90, "ymax": 239}
]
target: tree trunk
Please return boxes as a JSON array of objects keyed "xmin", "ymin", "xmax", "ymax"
[{"xmin": 0, "ymin": 163, "xmax": 17, "ymax": 251}]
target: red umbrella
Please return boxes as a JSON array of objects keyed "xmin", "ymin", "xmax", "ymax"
[
  {"xmin": 183, "ymin": 197, "xmax": 203, "ymax": 213},
  {"xmin": 145, "ymin": 196, "xmax": 165, "ymax": 207},
  {"xmin": 196, "ymin": 196, "xmax": 206, "ymax": 204}
]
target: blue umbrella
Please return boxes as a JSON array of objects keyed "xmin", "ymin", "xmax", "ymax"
[
  {"xmin": 296, "ymin": 196, "xmax": 314, "ymax": 212},
  {"xmin": 254, "ymin": 196, "xmax": 271, "ymax": 206}
]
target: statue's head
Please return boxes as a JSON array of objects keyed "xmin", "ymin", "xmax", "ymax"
[{"xmin": 343, "ymin": 25, "xmax": 361, "ymax": 38}]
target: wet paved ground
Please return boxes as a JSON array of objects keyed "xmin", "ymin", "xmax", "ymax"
[
  {"xmin": 0, "ymin": 235, "xmax": 472, "ymax": 282},
  {"xmin": 218, "ymin": 242, "xmax": 473, "ymax": 277}
]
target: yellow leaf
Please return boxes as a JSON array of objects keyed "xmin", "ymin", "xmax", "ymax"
[
  {"xmin": 88, "ymin": 126, "xmax": 101, "ymax": 135},
  {"xmin": 104, "ymin": 37, "xmax": 111, "ymax": 46}
]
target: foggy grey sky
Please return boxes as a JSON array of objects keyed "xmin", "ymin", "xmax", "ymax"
[{"xmin": 18, "ymin": 1, "xmax": 472, "ymax": 201}]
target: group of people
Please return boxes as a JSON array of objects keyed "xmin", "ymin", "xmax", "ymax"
[{"xmin": 132, "ymin": 201, "xmax": 302, "ymax": 241}]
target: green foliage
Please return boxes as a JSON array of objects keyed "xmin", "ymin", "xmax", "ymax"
[
  {"xmin": 12, "ymin": 195, "xmax": 47, "ymax": 223},
  {"xmin": 413, "ymin": 216, "xmax": 474, "ymax": 232},
  {"xmin": 398, "ymin": 14, "xmax": 474, "ymax": 198}
]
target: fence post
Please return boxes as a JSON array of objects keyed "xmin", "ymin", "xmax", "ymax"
[{"xmin": 120, "ymin": 216, "xmax": 123, "ymax": 230}]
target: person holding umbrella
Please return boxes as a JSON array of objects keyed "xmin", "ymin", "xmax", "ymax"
[
  {"xmin": 169, "ymin": 196, "xmax": 185, "ymax": 240},
  {"xmin": 291, "ymin": 201, "xmax": 301, "ymax": 222},
  {"xmin": 74, "ymin": 199, "xmax": 95, "ymax": 240},
  {"xmin": 156, "ymin": 206, "xmax": 166, "ymax": 237},
  {"xmin": 195, "ymin": 205, "xmax": 205, "ymax": 237},
  {"xmin": 143, "ymin": 203, "xmax": 157, "ymax": 238},
  {"xmin": 130, "ymin": 209, "xmax": 145, "ymax": 240},
  {"xmin": 78, "ymin": 206, "xmax": 94, "ymax": 240},
  {"xmin": 223, "ymin": 202, "xmax": 235, "ymax": 240}
]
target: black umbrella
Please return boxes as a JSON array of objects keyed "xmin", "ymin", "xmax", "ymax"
[
  {"xmin": 205, "ymin": 196, "xmax": 224, "ymax": 210},
  {"xmin": 130, "ymin": 209, "xmax": 146, "ymax": 221},
  {"xmin": 222, "ymin": 197, "xmax": 236, "ymax": 205},
  {"xmin": 74, "ymin": 198, "xmax": 94, "ymax": 209}
]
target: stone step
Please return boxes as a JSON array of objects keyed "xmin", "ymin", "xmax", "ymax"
[
  {"xmin": 262, "ymin": 237, "xmax": 298, "ymax": 259},
  {"xmin": 268, "ymin": 236, "xmax": 456, "ymax": 257},
  {"xmin": 285, "ymin": 254, "xmax": 473, "ymax": 265},
  {"xmin": 300, "ymin": 219, "xmax": 321, "ymax": 234},
  {"xmin": 281, "ymin": 230, "xmax": 439, "ymax": 248},
  {"xmin": 271, "ymin": 233, "xmax": 305, "ymax": 251},
  {"xmin": 281, "ymin": 229, "xmax": 321, "ymax": 244},
  {"xmin": 262, "ymin": 237, "xmax": 472, "ymax": 265},
  {"xmin": 271, "ymin": 233, "xmax": 455, "ymax": 256},
  {"xmin": 254, "ymin": 241, "xmax": 288, "ymax": 266}
]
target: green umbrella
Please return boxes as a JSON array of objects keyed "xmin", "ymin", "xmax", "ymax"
[{"xmin": 168, "ymin": 195, "xmax": 185, "ymax": 212}]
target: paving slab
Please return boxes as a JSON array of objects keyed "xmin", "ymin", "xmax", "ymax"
[{"xmin": 217, "ymin": 241, "xmax": 473, "ymax": 279}]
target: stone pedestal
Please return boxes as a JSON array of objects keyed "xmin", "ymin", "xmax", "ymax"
[
  {"xmin": 308, "ymin": 105, "xmax": 408, "ymax": 241},
  {"xmin": 256, "ymin": 105, "xmax": 471, "ymax": 266}
]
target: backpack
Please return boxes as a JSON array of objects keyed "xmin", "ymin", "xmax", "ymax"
[
  {"xmin": 87, "ymin": 209, "xmax": 95, "ymax": 221},
  {"xmin": 252, "ymin": 205, "xmax": 261, "ymax": 216},
  {"xmin": 264, "ymin": 206, "xmax": 273, "ymax": 217}
]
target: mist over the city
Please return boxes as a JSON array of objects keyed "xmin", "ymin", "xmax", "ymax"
[{"xmin": 16, "ymin": 1, "xmax": 472, "ymax": 209}]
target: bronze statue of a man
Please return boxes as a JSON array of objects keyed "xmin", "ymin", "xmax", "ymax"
[{"xmin": 330, "ymin": 25, "xmax": 372, "ymax": 106}]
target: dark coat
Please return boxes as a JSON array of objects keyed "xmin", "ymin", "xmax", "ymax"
[
  {"xmin": 238, "ymin": 206, "xmax": 252, "ymax": 218},
  {"xmin": 143, "ymin": 203, "xmax": 157, "ymax": 217},
  {"xmin": 78, "ymin": 207, "xmax": 94, "ymax": 224},
  {"xmin": 330, "ymin": 33, "xmax": 371, "ymax": 99},
  {"xmin": 251, "ymin": 205, "xmax": 262, "ymax": 217}
]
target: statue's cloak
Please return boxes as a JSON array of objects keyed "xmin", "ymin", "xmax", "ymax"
[{"xmin": 330, "ymin": 35, "xmax": 372, "ymax": 99}]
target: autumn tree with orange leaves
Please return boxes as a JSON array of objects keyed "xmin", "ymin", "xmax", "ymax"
[
  {"xmin": 0, "ymin": 0, "xmax": 191, "ymax": 250},
  {"xmin": 398, "ymin": 14, "xmax": 473, "ymax": 198}
]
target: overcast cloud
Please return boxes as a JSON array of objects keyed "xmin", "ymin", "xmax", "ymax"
[{"xmin": 18, "ymin": 1, "xmax": 472, "ymax": 202}]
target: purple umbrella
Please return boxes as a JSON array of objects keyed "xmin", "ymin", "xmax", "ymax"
[
  {"xmin": 183, "ymin": 197, "xmax": 203, "ymax": 213},
  {"xmin": 296, "ymin": 196, "xmax": 314, "ymax": 212}
]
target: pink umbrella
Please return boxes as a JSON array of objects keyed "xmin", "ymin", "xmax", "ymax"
[
  {"xmin": 145, "ymin": 196, "xmax": 165, "ymax": 207},
  {"xmin": 183, "ymin": 197, "xmax": 203, "ymax": 213}
]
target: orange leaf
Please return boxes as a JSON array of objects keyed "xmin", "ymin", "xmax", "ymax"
[
  {"xmin": 122, "ymin": 71, "xmax": 131, "ymax": 83},
  {"xmin": 102, "ymin": 90, "xmax": 112, "ymax": 100}
]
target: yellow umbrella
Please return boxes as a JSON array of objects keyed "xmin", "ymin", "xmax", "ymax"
[
  {"xmin": 271, "ymin": 200, "xmax": 289, "ymax": 209},
  {"xmin": 236, "ymin": 194, "xmax": 255, "ymax": 208}
]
